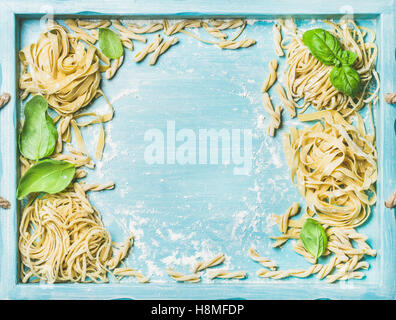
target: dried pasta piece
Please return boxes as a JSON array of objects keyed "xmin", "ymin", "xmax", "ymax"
[
  {"xmin": 262, "ymin": 92, "xmax": 282, "ymax": 136},
  {"xmin": 217, "ymin": 38, "xmax": 256, "ymax": 49},
  {"xmin": 127, "ymin": 22, "xmax": 163, "ymax": 34},
  {"xmin": 0, "ymin": 197, "xmax": 11, "ymax": 209},
  {"xmin": 191, "ymin": 253, "xmax": 225, "ymax": 273},
  {"xmin": 209, "ymin": 19, "xmax": 244, "ymax": 30},
  {"xmin": 82, "ymin": 181, "xmax": 115, "ymax": 192},
  {"xmin": 257, "ymin": 264, "xmax": 322, "ymax": 280},
  {"xmin": 273, "ymin": 23, "xmax": 284, "ymax": 56},
  {"xmin": 274, "ymin": 83, "xmax": 297, "ymax": 118},
  {"xmin": 113, "ymin": 268, "xmax": 150, "ymax": 283},
  {"xmin": 292, "ymin": 240, "xmax": 317, "ymax": 264},
  {"xmin": 248, "ymin": 248, "xmax": 277, "ymax": 271},
  {"xmin": 134, "ymin": 34, "xmax": 163, "ymax": 62},
  {"xmin": 163, "ymin": 19, "xmax": 201, "ymax": 35},
  {"xmin": 166, "ymin": 268, "xmax": 201, "ymax": 283},
  {"xmin": 149, "ymin": 37, "xmax": 179, "ymax": 66},
  {"xmin": 384, "ymin": 93, "xmax": 396, "ymax": 104},
  {"xmin": 65, "ymin": 19, "xmax": 97, "ymax": 44},
  {"xmin": 202, "ymin": 22, "xmax": 227, "ymax": 40},
  {"xmin": 385, "ymin": 190, "xmax": 396, "ymax": 208},
  {"xmin": 261, "ymin": 59, "xmax": 278, "ymax": 92},
  {"xmin": 273, "ymin": 202, "xmax": 299, "ymax": 233},
  {"xmin": 207, "ymin": 269, "xmax": 247, "ymax": 280},
  {"xmin": 0, "ymin": 92, "xmax": 10, "ymax": 109},
  {"xmin": 106, "ymin": 234, "xmax": 134, "ymax": 270},
  {"xmin": 106, "ymin": 55, "xmax": 124, "ymax": 80},
  {"xmin": 76, "ymin": 19, "xmax": 111, "ymax": 29},
  {"xmin": 112, "ymin": 20, "xmax": 147, "ymax": 43},
  {"xmin": 270, "ymin": 227, "xmax": 300, "ymax": 248}
]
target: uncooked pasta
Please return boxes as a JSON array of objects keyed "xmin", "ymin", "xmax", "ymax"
[
  {"xmin": 248, "ymin": 248, "xmax": 278, "ymax": 271},
  {"xmin": 207, "ymin": 269, "xmax": 247, "ymax": 280},
  {"xmin": 163, "ymin": 19, "xmax": 202, "ymax": 36},
  {"xmin": 272, "ymin": 23, "xmax": 284, "ymax": 56},
  {"xmin": 261, "ymin": 59, "xmax": 278, "ymax": 92},
  {"xmin": 262, "ymin": 92, "xmax": 282, "ymax": 136},
  {"xmin": 166, "ymin": 268, "xmax": 201, "ymax": 283},
  {"xmin": 0, "ymin": 92, "xmax": 10, "ymax": 109},
  {"xmin": 209, "ymin": 19, "xmax": 244, "ymax": 30},
  {"xmin": 283, "ymin": 19, "xmax": 378, "ymax": 116},
  {"xmin": 202, "ymin": 22, "xmax": 227, "ymax": 40},
  {"xmin": 191, "ymin": 253, "xmax": 225, "ymax": 273},
  {"xmin": 126, "ymin": 22, "xmax": 163, "ymax": 34},
  {"xmin": 113, "ymin": 268, "xmax": 150, "ymax": 283},
  {"xmin": 274, "ymin": 83, "xmax": 297, "ymax": 118},
  {"xmin": 149, "ymin": 37, "xmax": 179, "ymax": 65},
  {"xmin": 106, "ymin": 55, "xmax": 124, "ymax": 80},
  {"xmin": 18, "ymin": 182, "xmax": 133, "ymax": 283},
  {"xmin": 134, "ymin": 34, "xmax": 163, "ymax": 62},
  {"xmin": 217, "ymin": 38, "xmax": 256, "ymax": 49},
  {"xmin": 283, "ymin": 110, "xmax": 377, "ymax": 227}
]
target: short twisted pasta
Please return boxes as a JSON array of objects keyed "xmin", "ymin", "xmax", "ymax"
[
  {"xmin": 149, "ymin": 37, "xmax": 179, "ymax": 66},
  {"xmin": 191, "ymin": 253, "xmax": 225, "ymax": 273},
  {"xmin": 274, "ymin": 83, "xmax": 297, "ymax": 118},
  {"xmin": 166, "ymin": 268, "xmax": 201, "ymax": 283},
  {"xmin": 207, "ymin": 269, "xmax": 247, "ymax": 280},
  {"xmin": 262, "ymin": 92, "xmax": 282, "ymax": 136},
  {"xmin": 113, "ymin": 268, "xmax": 150, "ymax": 283},
  {"xmin": 217, "ymin": 38, "xmax": 256, "ymax": 50},
  {"xmin": 248, "ymin": 248, "xmax": 278, "ymax": 271},
  {"xmin": 134, "ymin": 34, "xmax": 163, "ymax": 62},
  {"xmin": 261, "ymin": 59, "xmax": 278, "ymax": 92},
  {"xmin": 273, "ymin": 23, "xmax": 284, "ymax": 56}
]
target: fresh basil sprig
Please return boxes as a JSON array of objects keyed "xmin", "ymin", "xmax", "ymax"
[
  {"xmin": 99, "ymin": 28, "xmax": 124, "ymax": 59},
  {"xmin": 300, "ymin": 218, "xmax": 328, "ymax": 262},
  {"xmin": 17, "ymin": 159, "xmax": 76, "ymax": 200},
  {"xmin": 19, "ymin": 95, "xmax": 58, "ymax": 161},
  {"xmin": 302, "ymin": 28, "xmax": 361, "ymax": 97}
]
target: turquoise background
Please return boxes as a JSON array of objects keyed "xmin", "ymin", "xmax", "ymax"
[{"xmin": 0, "ymin": 0, "xmax": 395, "ymax": 299}]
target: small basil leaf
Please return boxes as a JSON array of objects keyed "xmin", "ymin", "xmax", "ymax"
[
  {"xmin": 339, "ymin": 50, "xmax": 358, "ymax": 66},
  {"xmin": 99, "ymin": 28, "xmax": 123, "ymax": 59},
  {"xmin": 19, "ymin": 95, "xmax": 58, "ymax": 161},
  {"xmin": 330, "ymin": 65, "xmax": 361, "ymax": 98},
  {"xmin": 300, "ymin": 218, "xmax": 327, "ymax": 262},
  {"xmin": 17, "ymin": 159, "xmax": 76, "ymax": 199},
  {"xmin": 302, "ymin": 28, "xmax": 343, "ymax": 66}
]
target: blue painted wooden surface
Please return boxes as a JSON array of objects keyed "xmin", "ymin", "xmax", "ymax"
[{"xmin": 0, "ymin": 0, "xmax": 395, "ymax": 299}]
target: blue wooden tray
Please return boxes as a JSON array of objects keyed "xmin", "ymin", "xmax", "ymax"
[{"xmin": 0, "ymin": 0, "xmax": 395, "ymax": 299}]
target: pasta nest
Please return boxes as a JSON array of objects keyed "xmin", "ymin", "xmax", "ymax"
[
  {"xmin": 19, "ymin": 24, "xmax": 103, "ymax": 115},
  {"xmin": 283, "ymin": 110, "xmax": 377, "ymax": 227},
  {"xmin": 19, "ymin": 183, "xmax": 114, "ymax": 283}
]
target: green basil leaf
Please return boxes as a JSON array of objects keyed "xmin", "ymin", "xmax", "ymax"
[
  {"xmin": 339, "ymin": 50, "xmax": 358, "ymax": 66},
  {"xmin": 300, "ymin": 218, "xmax": 327, "ymax": 262},
  {"xmin": 19, "ymin": 95, "xmax": 58, "ymax": 161},
  {"xmin": 17, "ymin": 159, "xmax": 75, "ymax": 199},
  {"xmin": 99, "ymin": 28, "xmax": 123, "ymax": 59},
  {"xmin": 302, "ymin": 28, "xmax": 343, "ymax": 66},
  {"xmin": 330, "ymin": 65, "xmax": 361, "ymax": 98}
]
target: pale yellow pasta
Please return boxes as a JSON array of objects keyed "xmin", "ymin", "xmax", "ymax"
[
  {"xmin": 134, "ymin": 34, "xmax": 163, "ymax": 62},
  {"xmin": 0, "ymin": 92, "xmax": 10, "ymax": 109},
  {"xmin": 284, "ymin": 19, "xmax": 378, "ymax": 116},
  {"xmin": 217, "ymin": 38, "xmax": 256, "ymax": 50},
  {"xmin": 262, "ymin": 92, "xmax": 282, "ymax": 136},
  {"xmin": 163, "ymin": 19, "xmax": 202, "ymax": 35},
  {"xmin": 283, "ymin": 110, "xmax": 377, "ymax": 227},
  {"xmin": 207, "ymin": 269, "xmax": 247, "ymax": 280},
  {"xmin": 112, "ymin": 20, "xmax": 147, "ymax": 43},
  {"xmin": 202, "ymin": 22, "xmax": 227, "ymax": 40},
  {"xmin": 209, "ymin": 19, "xmax": 244, "ymax": 30},
  {"xmin": 65, "ymin": 19, "xmax": 97, "ymax": 44},
  {"xmin": 76, "ymin": 19, "xmax": 111, "ymax": 30},
  {"xmin": 113, "ymin": 268, "xmax": 150, "ymax": 283},
  {"xmin": 166, "ymin": 268, "xmax": 201, "ymax": 283},
  {"xmin": 106, "ymin": 55, "xmax": 124, "ymax": 80},
  {"xmin": 248, "ymin": 248, "xmax": 278, "ymax": 271},
  {"xmin": 273, "ymin": 23, "xmax": 284, "ymax": 56},
  {"xmin": 270, "ymin": 227, "xmax": 300, "ymax": 248},
  {"xmin": 274, "ymin": 202, "xmax": 299, "ymax": 233},
  {"xmin": 191, "ymin": 253, "xmax": 225, "ymax": 273},
  {"xmin": 261, "ymin": 59, "xmax": 278, "ymax": 92},
  {"xmin": 274, "ymin": 83, "xmax": 297, "ymax": 118},
  {"xmin": 126, "ymin": 22, "xmax": 163, "ymax": 34},
  {"xmin": 19, "ymin": 183, "xmax": 132, "ymax": 283},
  {"xmin": 257, "ymin": 264, "xmax": 322, "ymax": 280},
  {"xmin": 149, "ymin": 37, "xmax": 179, "ymax": 66}
]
